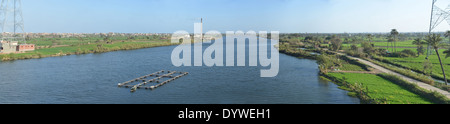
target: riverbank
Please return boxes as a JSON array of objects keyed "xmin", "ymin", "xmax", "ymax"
[
  {"xmin": 0, "ymin": 41, "xmax": 176, "ymax": 61},
  {"xmin": 0, "ymin": 43, "xmax": 359, "ymax": 104},
  {"xmin": 278, "ymin": 44, "xmax": 449, "ymax": 104}
]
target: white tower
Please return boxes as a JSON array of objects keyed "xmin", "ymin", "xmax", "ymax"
[{"xmin": 201, "ymin": 18, "xmax": 203, "ymax": 41}]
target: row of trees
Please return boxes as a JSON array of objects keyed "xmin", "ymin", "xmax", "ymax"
[{"xmin": 281, "ymin": 31, "xmax": 450, "ymax": 86}]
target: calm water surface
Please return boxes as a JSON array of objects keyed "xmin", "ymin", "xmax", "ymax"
[{"xmin": 0, "ymin": 44, "xmax": 359, "ymax": 104}]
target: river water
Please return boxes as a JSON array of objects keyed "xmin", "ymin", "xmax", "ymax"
[{"xmin": 0, "ymin": 42, "xmax": 359, "ymax": 104}]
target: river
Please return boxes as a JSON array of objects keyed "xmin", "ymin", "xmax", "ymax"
[{"xmin": 0, "ymin": 42, "xmax": 359, "ymax": 104}]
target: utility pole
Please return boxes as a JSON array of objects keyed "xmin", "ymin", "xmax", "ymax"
[
  {"xmin": 426, "ymin": 0, "xmax": 437, "ymax": 59},
  {"xmin": 0, "ymin": 0, "xmax": 25, "ymax": 43}
]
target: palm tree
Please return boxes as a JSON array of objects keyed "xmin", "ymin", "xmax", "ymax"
[
  {"xmin": 445, "ymin": 30, "xmax": 450, "ymax": 43},
  {"xmin": 412, "ymin": 38, "xmax": 423, "ymax": 56},
  {"xmin": 390, "ymin": 29, "xmax": 399, "ymax": 53},
  {"xmin": 425, "ymin": 34, "xmax": 447, "ymax": 85}
]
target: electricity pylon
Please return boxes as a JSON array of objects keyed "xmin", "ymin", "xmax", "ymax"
[
  {"xmin": 427, "ymin": 0, "xmax": 450, "ymax": 58},
  {"xmin": 0, "ymin": 0, "xmax": 25, "ymax": 43}
]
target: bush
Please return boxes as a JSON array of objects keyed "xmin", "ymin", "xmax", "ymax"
[
  {"xmin": 400, "ymin": 49, "xmax": 417, "ymax": 57},
  {"xmin": 350, "ymin": 44, "xmax": 358, "ymax": 51},
  {"xmin": 361, "ymin": 42, "xmax": 374, "ymax": 53},
  {"xmin": 390, "ymin": 49, "xmax": 417, "ymax": 57}
]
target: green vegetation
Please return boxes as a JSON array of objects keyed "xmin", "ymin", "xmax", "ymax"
[
  {"xmin": 327, "ymin": 73, "xmax": 434, "ymax": 104},
  {"xmin": 1, "ymin": 41, "xmax": 174, "ymax": 61},
  {"xmin": 25, "ymin": 34, "xmax": 170, "ymax": 47},
  {"xmin": 382, "ymin": 49, "xmax": 450, "ymax": 79},
  {"xmin": 317, "ymin": 54, "xmax": 369, "ymax": 74},
  {"xmin": 425, "ymin": 34, "xmax": 448, "ymax": 85},
  {"xmin": 369, "ymin": 56, "xmax": 435, "ymax": 85},
  {"xmin": 390, "ymin": 29, "xmax": 400, "ymax": 53},
  {"xmin": 279, "ymin": 32, "xmax": 450, "ymax": 104},
  {"xmin": 378, "ymin": 74, "xmax": 449, "ymax": 104},
  {"xmin": 412, "ymin": 38, "xmax": 426, "ymax": 56},
  {"xmin": 1, "ymin": 34, "xmax": 174, "ymax": 61}
]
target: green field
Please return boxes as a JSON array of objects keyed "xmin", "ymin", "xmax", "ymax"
[
  {"xmin": 327, "ymin": 73, "xmax": 433, "ymax": 104},
  {"xmin": 372, "ymin": 40, "xmax": 416, "ymax": 47},
  {"xmin": 1, "ymin": 41, "xmax": 174, "ymax": 61},
  {"xmin": 384, "ymin": 49, "xmax": 450, "ymax": 80},
  {"xmin": 25, "ymin": 35, "xmax": 170, "ymax": 46},
  {"xmin": 0, "ymin": 34, "xmax": 174, "ymax": 61}
]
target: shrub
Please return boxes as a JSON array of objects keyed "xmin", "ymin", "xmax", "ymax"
[
  {"xmin": 361, "ymin": 42, "xmax": 374, "ymax": 53},
  {"xmin": 400, "ymin": 49, "xmax": 417, "ymax": 57},
  {"xmin": 389, "ymin": 49, "xmax": 417, "ymax": 58},
  {"xmin": 350, "ymin": 44, "xmax": 358, "ymax": 51}
]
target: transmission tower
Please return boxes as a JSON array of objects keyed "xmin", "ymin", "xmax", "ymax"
[
  {"xmin": 0, "ymin": 0, "xmax": 25, "ymax": 43},
  {"xmin": 427, "ymin": 0, "xmax": 450, "ymax": 58}
]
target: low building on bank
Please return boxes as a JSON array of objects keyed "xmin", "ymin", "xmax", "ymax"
[
  {"xmin": 16, "ymin": 44, "xmax": 35, "ymax": 52},
  {"xmin": 0, "ymin": 40, "xmax": 35, "ymax": 53}
]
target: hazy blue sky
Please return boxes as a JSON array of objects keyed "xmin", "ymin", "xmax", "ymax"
[{"xmin": 22, "ymin": 0, "xmax": 450, "ymax": 33}]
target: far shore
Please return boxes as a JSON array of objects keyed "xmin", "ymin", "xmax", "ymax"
[{"xmin": 0, "ymin": 41, "xmax": 177, "ymax": 61}]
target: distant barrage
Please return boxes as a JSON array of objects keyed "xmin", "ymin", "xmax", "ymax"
[{"xmin": 170, "ymin": 23, "xmax": 279, "ymax": 78}]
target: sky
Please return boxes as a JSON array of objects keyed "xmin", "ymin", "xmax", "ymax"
[{"xmin": 21, "ymin": 0, "xmax": 450, "ymax": 33}]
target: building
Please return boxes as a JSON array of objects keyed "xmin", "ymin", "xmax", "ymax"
[
  {"xmin": 16, "ymin": 44, "xmax": 35, "ymax": 52},
  {"xmin": 0, "ymin": 41, "xmax": 18, "ymax": 53},
  {"xmin": 0, "ymin": 40, "xmax": 35, "ymax": 53}
]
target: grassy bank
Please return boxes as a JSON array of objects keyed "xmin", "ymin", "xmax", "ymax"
[
  {"xmin": 326, "ymin": 73, "xmax": 434, "ymax": 104},
  {"xmin": 279, "ymin": 33, "xmax": 450, "ymax": 104},
  {"xmin": 0, "ymin": 41, "xmax": 175, "ymax": 61},
  {"xmin": 377, "ymin": 73, "xmax": 449, "ymax": 104},
  {"xmin": 382, "ymin": 49, "xmax": 450, "ymax": 81},
  {"xmin": 370, "ymin": 55, "xmax": 450, "ymax": 92},
  {"xmin": 365, "ymin": 57, "xmax": 435, "ymax": 85}
]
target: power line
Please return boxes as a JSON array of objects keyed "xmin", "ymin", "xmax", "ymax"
[{"xmin": 0, "ymin": 0, "xmax": 25, "ymax": 43}]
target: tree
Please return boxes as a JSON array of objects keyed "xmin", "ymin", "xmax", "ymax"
[
  {"xmin": 330, "ymin": 35, "xmax": 342, "ymax": 51},
  {"xmin": 425, "ymin": 34, "xmax": 447, "ymax": 85},
  {"xmin": 387, "ymin": 35, "xmax": 394, "ymax": 53},
  {"xmin": 361, "ymin": 42, "xmax": 374, "ymax": 53},
  {"xmin": 412, "ymin": 38, "xmax": 424, "ymax": 56},
  {"xmin": 350, "ymin": 44, "xmax": 358, "ymax": 51},
  {"xmin": 317, "ymin": 54, "xmax": 332, "ymax": 74},
  {"xmin": 366, "ymin": 34, "xmax": 373, "ymax": 43},
  {"xmin": 390, "ymin": 29, "xmax": 399, "ymax": 53},
  {"xmin": 423, "ymin": 59, "xmax": 433, "ymax": 76},
  {"xmin": 314, "ymin": 40, "xmax": 321, "ymax": 49},
  {"xmin": 445, "ymin": 30, "xmax": 450, "ymax": 43}
]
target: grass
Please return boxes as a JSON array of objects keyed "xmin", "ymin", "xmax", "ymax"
[
  {"xmin": 342, "ymin": 40, "xmax": 416, "ymax": 48},
  {"xmin": 327, "ymin": 73, "xmax": 434, "ymax": 104},
  {"xmin": 26, "ymin": 35, "xmax": 170, "ymax": 46},
  {"xmin": 1, "ymin": 41, "xmax": 174, "ymax": 61},
  {"xmin": 372, "ymin": 40, "xmax": 416, "ymax": 48},
  {"xmin": 378, "ymin": 73, "xmax": 449, "ymax": 104},
  {"xmin": 338, "ymin": 55, "xmax": 370, "ymax": 71},
  {"xmin": 366, "ymin": 57, "xmax": 435, "ymax": 85},
  {"xmin": 384, "ymin": 49, "xmax": 450, "ymax": 80},
  {"xmin": 339, "ymin": 63, "xmax": 366, "ymax": 71}
]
